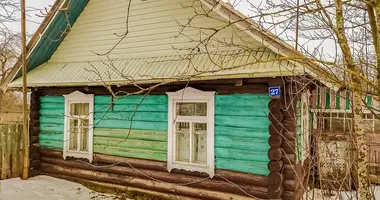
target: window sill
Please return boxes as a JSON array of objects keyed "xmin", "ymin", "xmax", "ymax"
[{"xmin": 168, "ymin": 161, "xmax": 214, "ymax": 177}]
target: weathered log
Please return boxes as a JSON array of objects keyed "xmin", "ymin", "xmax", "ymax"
[
  {"xmin": 42, "ymin": 172, "xmax": 200, "ymax": 200},
  {"xmin": 40, "ymin": 156, "xmax": 268, "ymax": 198},
  {"xmin": 29, "ymin": 111, "xmax": 40, "ymax": 121},
  {"xmin": 282, "ymin": 191, "xmax": 297, "ymax": 200},
  {"xmin": 283, "ymin": 164, "xmax": 302, "ymax": 180},
  {"xmin": 269, "ymin": 111, "xmax": 284, "ymax": 123},
  {"xmin": 268, "ymin": 161, "xmax": 283, "ymax": 172},
  {"xmin": 30, "ymin": 126, "xmax": 40, "ymax": 136},
  {"xmin": 269, "ymin": 135, "xmax": 283, "ymax": 147},
  {"xmin": 267, "ymin": 186, "xmax": 283, "ymax": 199},
  {"xmin": 31, "ymin": 136, "xmax": 39, "ymax": 144},
  {"xmin": 268, "ymin": 78, "xmax": 284, "ymax": 87},
  {"xmin": 268, "ymin": 172, "xmax": 283, "ymax": 188},
  {"xmin": 268, "ymin": 99, "xmax": 282, "ymax": 111},
  {"xmin": 41, "ymin": 163, "xmax": 266, "ymax": 200},
  {"xmin": 283, "ymin": 179, "xmax": 300, "ymax": 192},
  {"xmin": 282, "ymin": 154, "xmax": 296, "ymax": 164},
  {"xmin": 268, "ymin": 147, "xmax": 282, "ymax": 161},
  {"xmin": 269, "ymin": 123, "xmax": 283, "ymax": 136},
  {"xmin": 282, "ymin": 131, "xmax": 297, "ymax": 141},
  {"xmin": 281, "ymin": 139, "xmax": 296, "ymax": 154},
  {"xmin": 39, "ymin": 148, "xmax": 269, "ymax": 187}
]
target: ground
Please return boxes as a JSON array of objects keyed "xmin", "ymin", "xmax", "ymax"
[
  {"xmin": 304, "ymin": 187, "xmax": 380, "ymax": 199},
  {"xmin": 0, "ymin": 175, "xmax": 122, "ymax": 200}
]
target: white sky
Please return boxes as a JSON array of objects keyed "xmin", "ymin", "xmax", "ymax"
[{"xmin": 8, "ymin": 0, "xmax": 55, "ymax": 32}]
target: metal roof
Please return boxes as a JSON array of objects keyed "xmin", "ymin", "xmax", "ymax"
[{"xmin": 9, "ymin": 49, "xmax": 304, "ymax": 87}]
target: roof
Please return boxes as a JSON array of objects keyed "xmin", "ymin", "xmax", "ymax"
[{"xmin": 6, "ymin": 0, "xmax": 338, "ymax": 89}]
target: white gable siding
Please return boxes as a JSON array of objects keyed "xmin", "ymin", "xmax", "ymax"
[{"xmin": 49, "ymin": 0, "xmax": 263, "ymax": 63}]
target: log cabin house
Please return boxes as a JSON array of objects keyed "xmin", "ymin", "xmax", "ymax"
[{"xmin": 3, "ymin": 0, "xmax": 338, "ymax": 199}]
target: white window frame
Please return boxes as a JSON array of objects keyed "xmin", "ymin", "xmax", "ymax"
[
  {"xmin": 166, "ymin": 87, "xmax": 215, "ymax": 177},
  {"xmin": 63, "ymin": 91, "xmax": 94, "ymax": 162}
]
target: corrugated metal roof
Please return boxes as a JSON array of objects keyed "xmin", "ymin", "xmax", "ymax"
[{"xmin": 10, "ymin": 49, "xmax": 304, "ymax": 87}]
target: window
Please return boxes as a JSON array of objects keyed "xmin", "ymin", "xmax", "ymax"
[
  {"xmin": 166, "ymin": 87, "xmax": 215, "ymax": 177},
  {"xmin": 63, "ymin": 91, "xmax": 94, "ymax": 162}
]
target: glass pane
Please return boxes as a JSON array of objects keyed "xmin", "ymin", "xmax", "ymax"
[
  {"xmin": 192, "ymin": 123, "xmax": 207, "ymax": 164},
  {"xmin": 70, "ymin": 103, "xmax": 89, "ymax": 116},
  {"xmin": 80, "ymin": 119, "xmax": 89, "ymax": 152},
  {"xmin": 176, "ymin": 122, "xmax": 190, "ymax": 162},
  {"xmin": 69, "ymin": 119, "xmax": 78, "ymax": 151},
  {"xmin": 176, "ymin": 103, "xmax": 206, "ymax": 116}
]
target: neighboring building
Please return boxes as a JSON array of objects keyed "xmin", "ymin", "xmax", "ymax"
[{"xmin": 4, "ymin": 0, "xmax": 337, "ymax": 199}]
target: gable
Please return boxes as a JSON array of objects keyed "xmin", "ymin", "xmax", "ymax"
[{"xmin": 9, "ymin": 0, "xmax": 314, "ymax": 88}]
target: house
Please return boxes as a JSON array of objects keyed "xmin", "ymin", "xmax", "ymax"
[{"xmin": 3, "ymin": 0, "xmax": 337, "ymax": 199}]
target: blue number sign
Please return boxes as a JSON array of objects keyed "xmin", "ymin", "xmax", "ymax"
[{"xmin": 269, "ymin": 86, "xmax": 281, "ymax": 99}]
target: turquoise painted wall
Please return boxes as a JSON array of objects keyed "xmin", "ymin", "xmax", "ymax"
[
  {"xmin": 93, "ymin": 95, "xmax": 168, "ymax": 161},
  {"xmin": 39, "ymin": 96, "xmax": 65, "ymax": 149},
  {"xmin": 214, "ymin": 94, "xmax": 270, "ymax": 176},
  {"xmin": 39, "ymin": 93, "xmax": 271, "ymax": 176}
]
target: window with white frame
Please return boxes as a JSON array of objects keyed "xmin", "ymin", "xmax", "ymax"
[
  {"xmin": 63, "ymin": 91, "xmax": 94, "ymax": 162},
  {"xmin": 166, "ymin": 87, "xmax": 215, "ymax": 177}
]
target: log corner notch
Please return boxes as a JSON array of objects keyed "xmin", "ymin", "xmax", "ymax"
[
  {"xmin": 267, "ymin": 78, "xmax": 284, "ymax": 199},
  {"xmin": 29, "ymin": 89, "xmax": 41, "ymax": 176}
]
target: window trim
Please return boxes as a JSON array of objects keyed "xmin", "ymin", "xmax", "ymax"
[
  {"xmin": 63, "ymin": 91, "xmax": 94, "ymax": 162},
  {"xmin": 166, "ymin": 87, "xmax": 215, "ymax": 177}
]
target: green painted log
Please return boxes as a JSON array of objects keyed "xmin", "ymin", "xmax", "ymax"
[
  {"xmin": 112, "ymin": 104, "xmax": 168, "ymax": 112},
  {"xmin": 94, "ymin": 128, "xmax": 167, "ymax": 142},
  {"xmin": 94, "ymin": 145, "xmax": 166, "ymax": 161},
  {"xmin": 40, "ymin": 124, "xmax": 64, "ymax": 133},
  {"xmin": 215, "ymin": 126, "xmax": 269, "ymax": 139},
  {"xmin": 215, "ymin": 106, "xmax": 269, "ymax": 117},
  {"xmin": 94, "ymin": 104, "xmax": 111, "ymax": 112},
  {"xmin": 215, "ymin": 147, "xmax": 269, "ymax": 162},
  {"xmin": 215, "ymin": 94, "xmax": 270, "ymax": 107},
  {"xmin": 94, "ymin": 111, "xmax": 167, "ymax": 122},
  {"xmin": 215, "ymin": 115, "xmax": 270, "ymax": 129},
  {"xmin": 40, "ymin": 103, "xmax": 65, "ymax": 109},
  {"xmin": 39, "ymin": 132, "xmax": 64, "ymax": 142},
  {"xmin": 94, "ymin": 136, "xmax": 167, "ymax": 151},
  {"xmin": 40, "ymin": 108, "xmax": 65, "ymax": 116},
  {"xmin": 94, "ymin": 119, "xmax": 168, "ymax": 131},
  {"xmin": 40, "ymin": 116, "xmax": 65, "ymax": 125},
  {"xmin": 95, "ymin": 95, "xmax": 168, "ymax": 105},
  {"xmin": 40, "ymin": 140, "xmax": 63, "ymax": 149},
  {"xmin": 40, "ymin": 96, "xmax": 64, "ymax": 103},
  {"xmin": 216, "ymin": 158, "xmax": 269, "ymax": 176},
  {"xmin": 215, "ymin": 135, "xmax": 269, "ymax": 152}
]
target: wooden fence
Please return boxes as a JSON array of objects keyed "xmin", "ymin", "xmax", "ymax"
[{"xmin": 0, "ymin": 124, "xmax": 23, "ymax": 180}]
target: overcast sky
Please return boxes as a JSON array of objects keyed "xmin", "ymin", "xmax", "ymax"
[{"xmin": 8, "ymin": 0, "xmax": 54, "ymax": 32}]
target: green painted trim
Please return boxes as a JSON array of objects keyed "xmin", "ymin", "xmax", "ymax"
[
  {"xmin": 94, "ymin": 128, "xmax": 167, "ymax": 142},
  {"xmin": 94, "ymin": 146, "xmax": 167, "ymax": 161},
  {"xmin": 346, "ymin": 91, "xmax": 351, "ymax": 110},
  {"xmin": 367, "ymin": 96, "xmax": 373, "ymax": 107},
  {"xmin": 325, "ymin": 90, "xmax": 331, "ymax": 109},
  {"xmin": 215, "ymin": 158, "xmax": 269, "ymax": 176},
  {"xmin": 336, "ymin": 93, "xmax": 341, "ymax": 109},
  {"xmin": 16, "ymin": 0, "xmax": 89, "ymax": 78}
]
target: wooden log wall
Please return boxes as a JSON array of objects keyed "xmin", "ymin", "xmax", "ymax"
[
  {"xmin": 38, "ymin": 147, "xmax": 270, "ymax": 200},
  {"xmin": 29, "ymin": 90, "xmax": 41, "ymax": 176},
  {"xmin": 281, "ymin": 82, "xmax": 304, "ymax": 200}
]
